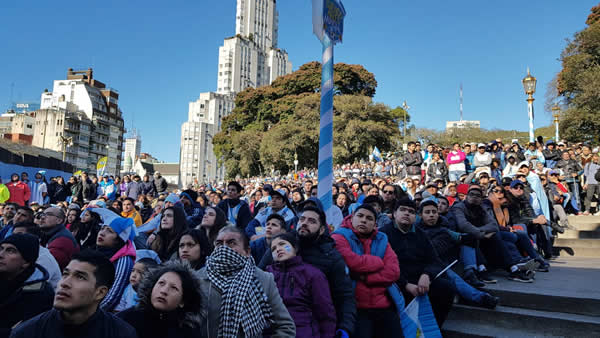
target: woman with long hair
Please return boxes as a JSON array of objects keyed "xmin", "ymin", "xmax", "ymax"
[
  {"xmin": 176, "ymin": 229, "xmax": 211, "ymax": 270},
  {"xmin": 72, "ymin": 209, "xmax": 102, "ymax": 249},
  {"xmin": 65, "ymin": 208, "xmax": 81, "ymax": 231},
  {"xmin": 197, "ymin": 206, "xmax": 227, "ymax": 253},
  {"xmin": 118, "ymin": 261, "xmax": 203, "ymax": 338},
  {"xmin": 151, "ymin": 207, "xmax": 189, "ymax": 261}
]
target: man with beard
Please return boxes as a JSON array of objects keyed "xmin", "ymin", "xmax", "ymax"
[
  {"xmin": 6, "ymin": 174, "xmax": 30, "ymax": 207},
  {"xmin": 9, "ymin": 250, "xmax": 137, "ymax": 338},
  {"xmin": 0, "ymin": 204, "xmax": 17, "ymax": 233}
]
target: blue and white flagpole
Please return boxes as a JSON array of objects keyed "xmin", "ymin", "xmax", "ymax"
[
  {"xmin": 313, "ymin": 0, "xmax": 345, "ymax": 226},
  {"xmin": 318, "ymin": 34, "xmax": 334, "ymax": 219}
]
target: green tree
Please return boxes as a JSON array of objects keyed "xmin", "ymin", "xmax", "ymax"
[
  {"xmin": 554, "ymin": 3, "xmax": 600, "ymax": 142},
  {"xmin": 214, "ymin": 62, "xmax": 400, "ymax": 178}
]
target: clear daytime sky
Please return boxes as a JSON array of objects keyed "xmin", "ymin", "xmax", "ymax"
[{"xmin": 1, "ymin": 1, "xmax": 597, "ymax": 162}]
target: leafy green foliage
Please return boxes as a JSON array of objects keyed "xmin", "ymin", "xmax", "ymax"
[
  {"xmin": 213, "ymin": 62, "xmax": 403, "ymax": 178},
  {"xmin": 554, "ymin": 3, "xmax": 600, "ymax": 142}
]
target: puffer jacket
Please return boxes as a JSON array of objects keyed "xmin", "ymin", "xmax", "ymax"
[
  {"xmin": 332, "ymin": 216, "xmax": 400, "ymax": 310},
  {"xmin": 118, "ymin": 260, "xmax": 202, "ymax": 338},
  {"xmin": 427, "ymin": 160, "xmax": 448, "ymax": 182},
  {"xmin": 0, "ymin": 265, "xmax": 54, "ymax": 337},
  {"xmin": 267, "ymin": 256, "xmax": 336, "ymax": 338},
  {"xmin": 258, "ymin": 233, "xmax": 357, "ymax": 335}
]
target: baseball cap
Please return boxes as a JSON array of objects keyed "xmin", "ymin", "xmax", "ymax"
[
  {"xmin": 510, "ymin": 180, "xmax": 525, "ymax": 189},
  {"xmin": 477, "ymin": 143, "xmax": 486, "ymax": 148}
]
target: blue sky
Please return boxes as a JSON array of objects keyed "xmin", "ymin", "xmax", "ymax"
[{"xmin": 1, "ymin": 1, "xmax": 597, "ymax": 162}]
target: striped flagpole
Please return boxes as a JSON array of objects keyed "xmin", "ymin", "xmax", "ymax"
[{"xmin": 318, "ymin": 34, "xmax": 334, "ymax": 221}]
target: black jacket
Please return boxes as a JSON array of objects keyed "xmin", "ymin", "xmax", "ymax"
[
  {"xmin": 542, "ymin": 149, "xmax": 561, "ymax": 162},
  {"xmin": 140, "ymin": 181, "xmax": 155, "ymax": 197},
  {"xmin": 0, "ymin": 265, "xmax": 54, "ymax": 338},
  {"xmin": 450, "ymin": 201, "xmax": 499, "ymax": 239},
  {"xmin": 427, "ymin": 160, "xmax": 448, "ymax": 182},
  {"xmin": 9, "ymin": 308, "xmax": 137, "ymax": 338},
  {"xmin": 216, "ymin": 198, "xmax": 252, "ymax": 230},
  {"xmin": 417, "ymin": 218, "xmax": 460, "ymax": 266},
  {"xmin": 118, "ymin": 308, "xmax": 200, "ymax": 338},
  {"xmin": 79, "ymin": 179, "xmax": 96, "ymax": 201},
  {"xmin": 259, "ymin": 234, "xmax": 356, "ymax": 334},
  {"xmin": 503, "ymin": 191, "xmax": 536, "ymax": 228},
  {"xmin": 403, "ymin": 151, "xmax": 423, "ymax": 176},
  {"xmin": 153, "ymin": 177, "xmax": 168, "ymax": 194},
  {"xmin": 380, "ymin": 223, "xmax": 443, "ymax": 289}
]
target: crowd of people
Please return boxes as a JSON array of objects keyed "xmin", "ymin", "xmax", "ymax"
[{"xmin": 0, "ymin": 138, "xmax": 599, "ymax": 338}]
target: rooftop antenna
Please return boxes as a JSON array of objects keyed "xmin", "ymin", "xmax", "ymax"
[{"xmin": 459, "ymin": 82, "xmax": 463, "ymax": 121}]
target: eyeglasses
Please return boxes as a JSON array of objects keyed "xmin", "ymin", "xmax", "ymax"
[
  {"xmin": 512, "ymin": 186, "xmax": 524, "ymax": 191},
  {"xmin": 492, "ymin": 189, "xmax": 504, "ymax": 194},
  {"xmin": 41, "ymin": 212, "xmax": 59, "ymax": 218}
]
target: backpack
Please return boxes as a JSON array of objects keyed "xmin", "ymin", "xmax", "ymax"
[{"xmin": 595, "ymin": 166, "xmax": 600, "ymax": 182}]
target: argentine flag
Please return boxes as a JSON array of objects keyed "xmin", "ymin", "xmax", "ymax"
[
  {"xmin": 372, "ymin": 146, "xmax": 383, "ymax": 162},
  {"xmin": 401, "ymin": 295, "xmax": 442, "ymax": 338}
]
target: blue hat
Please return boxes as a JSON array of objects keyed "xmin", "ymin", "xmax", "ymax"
[
  {"xmin": 107, "ymin": 217, "xmax": 136, "ymax": 242},
  {"xmin": 510, "ymin": 180, "xmax": 525, "ymax": 189}
]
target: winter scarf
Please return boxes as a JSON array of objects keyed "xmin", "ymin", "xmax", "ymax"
[{"xmin": 206, "ymin": 245, "xmax": 274, "ymax": 337}]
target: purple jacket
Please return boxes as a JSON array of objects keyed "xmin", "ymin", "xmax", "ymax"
[{"xmin": 267, "ymin": 256, "xmax": 337, "ymax": 338}]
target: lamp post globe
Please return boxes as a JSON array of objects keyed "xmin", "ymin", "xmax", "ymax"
[{"xmin": 522, "ymin": 68, "xmax": 537, "ymax": 143}]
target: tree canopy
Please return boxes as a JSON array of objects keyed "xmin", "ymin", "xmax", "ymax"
[
  {"xmin": 553, "ymin": 3, "xmax": 600, "ymax": 143},
  {"xmin": 213, "ymin": 62, "xmax": 407, "ymax": 178}
]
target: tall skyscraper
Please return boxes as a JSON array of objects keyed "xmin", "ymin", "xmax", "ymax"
[{"xmin": 180, "ymin": 0, "xmax": 292, "ymax": 187}]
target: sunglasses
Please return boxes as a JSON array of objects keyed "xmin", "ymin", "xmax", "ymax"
[
  {"xmin": 512, "ymin": 186, "xmax": 524, "ymax": 190},
  {"xmin": 383, "ymin": 190, "xmax": 395, "ymax": 194}
]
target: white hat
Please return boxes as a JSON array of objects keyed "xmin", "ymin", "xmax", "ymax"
[{"xmin": 477, "ymin": 143, "xmax": 486, "ymax": 148}]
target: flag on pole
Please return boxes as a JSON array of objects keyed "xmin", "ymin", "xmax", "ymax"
[
  {"xmin": 96, "ymin": 156, "xmax": 108, "ymax": 176},
  {"xmin": 372, "ymin": 146, "xmax": 382, "ymax": 162}
]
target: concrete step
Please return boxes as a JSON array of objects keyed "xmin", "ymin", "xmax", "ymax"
[
  {"xmin": 444, "ymin": 304, "xmax": 600, "ymax": 337},
  {"xmin": 568, "ymin": 215, "xmax": 600, "ymax": 231},
  {"xmin": 484, "ymin": 286, "xmax": 600, "ymax": 317},
  {"xmin": 560, "ymin": 229, "xmax": 600, "ymax": 239},
  {"xmin": 554, "ymin": 238, "xmax": 600, "ymax": 257}
]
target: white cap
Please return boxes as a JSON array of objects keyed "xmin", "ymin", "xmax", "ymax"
[
  {"xmin": 518, "ymin": 161, "xmax": 530, "ymax": 168},
  {"xmin": 477, "ymin": 143, "xmax": 486, "ymax": 148}
]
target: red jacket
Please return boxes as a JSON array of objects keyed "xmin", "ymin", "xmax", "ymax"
[
  {"xmin": 332, "ymin": 216, "xmax": 400, "ymax": 309},
  {"xmin": 7, "ymin": 181, "xmax": 31, "ymax": 206}
]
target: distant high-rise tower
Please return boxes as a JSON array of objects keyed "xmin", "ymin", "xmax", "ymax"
[
  {"xmin": 123, "ymin": 129, "xmax": 141, "ymax": 172},
  {"xmin": 180, "ymin": 0, "xmax": 292, "ymax": 187}
]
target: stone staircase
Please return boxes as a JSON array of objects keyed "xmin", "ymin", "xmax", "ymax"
[
  {"xmin": 553, "ymin": 215, "xmax": 600, "ymax": 258},
  {"xmin": 442, "ymin": 216, "xmax": 600, "ymax": 337}
]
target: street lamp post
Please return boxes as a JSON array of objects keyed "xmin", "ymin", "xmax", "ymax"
[
  {"xmin": 522, "ymin": 68, "xmax": 537, "ymax": 143},
  {"xmin": 293, "ymin": 151, "xmax": 298, "ymax": 173},
  {"xmin": 401, "ymin": 100, "xmax": 410, "ymax": 142},
  {"xmin": 552, "ymin": 104, "xmax": 560, "ymax": 142}
]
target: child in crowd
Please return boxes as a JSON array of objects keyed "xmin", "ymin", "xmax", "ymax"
[{"xmin": 115, "ymin": 257, "xmax": 159, "ymax": 312}]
